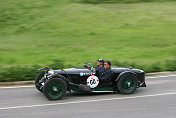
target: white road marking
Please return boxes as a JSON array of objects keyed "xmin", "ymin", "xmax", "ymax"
[
  {"xmin": 146, "ymin": 75, "xmax": 176, "ymax": 79},
  {"xmin": 0, "ymin": 91, "xmax": 176, "ymax": 110},
  {"xmin": 0, "ymin": 85, "xmax": 34, "ymax": 89}
]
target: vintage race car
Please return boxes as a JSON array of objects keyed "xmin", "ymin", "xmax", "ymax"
[{"xmin": 35, "ymin": 63, "xmax": 146, "ymax": 100}]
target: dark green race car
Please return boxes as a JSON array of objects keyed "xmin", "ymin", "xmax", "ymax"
[{"xmin": 35, "ymin": 63, "xmax": 146, "ymax": 100}]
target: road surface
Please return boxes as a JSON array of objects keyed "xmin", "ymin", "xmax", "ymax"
[{"xmin": 0, "ymin": 75, "xmax": 176, "ymax": 118}]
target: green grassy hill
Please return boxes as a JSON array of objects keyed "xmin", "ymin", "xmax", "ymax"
[{"xmin": 0, "ymin": 0, "xmax": 176, "ymax": 81}]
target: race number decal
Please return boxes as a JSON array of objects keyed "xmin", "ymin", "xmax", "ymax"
[{"xmin": 87, "ymin": 76, "xmax": 99, "ymax": 88}]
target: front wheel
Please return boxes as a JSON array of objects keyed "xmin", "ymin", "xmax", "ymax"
[
  {"xmin": 43, "ymin": 78, "xmax": 67, "ymax": 100},
  {"xmin": 117, "ymin": 73, "xmax": 138, "ymax": 94}
]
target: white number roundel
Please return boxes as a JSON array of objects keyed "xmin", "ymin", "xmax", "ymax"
[{"xmin": 87, "ymin": 75, "xmax": 99, "ymax": 88}]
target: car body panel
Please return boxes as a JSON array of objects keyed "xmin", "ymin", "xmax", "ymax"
[{"xmin": 52, "ymin": 66, "xmax": 146, "ymax": 90}]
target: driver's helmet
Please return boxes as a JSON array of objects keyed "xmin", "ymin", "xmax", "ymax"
[{"xmin": 97, "ymin": 58, "xmax": 104, "ymax": 63}]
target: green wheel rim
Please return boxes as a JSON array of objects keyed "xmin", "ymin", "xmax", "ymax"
[
  {"xmin": 35, "ymin": 72, "xmax": 46, "ymax": 92},
  {"xmin": 121, "ymin": 77, "xmax": 136, "ymax": 93},
  {"xmin": 36, "ymin": 81, "xmax": 43, "ymax": 90},
  {"xmin": 36, "ymin": 78, "xmax": 44, "ymax": 88},
  {"xmin": 45, "ymin": 81, "xmax": 65, "ymax": 99}
]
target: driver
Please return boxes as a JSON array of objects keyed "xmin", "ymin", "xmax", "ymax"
[
  {"xmin": 99, "ymin": 61, "xmax": 112, "ymax": 81},
  {"xmin": 95, "ymin": 58, "xmax": 104, "ymax": 77},
  {"xmin": 95, "ymin": 58, "xmax": 104, "ymax": 71}
]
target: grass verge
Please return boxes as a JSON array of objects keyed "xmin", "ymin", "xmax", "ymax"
[{"xmin": 0, "ymin": 0, "xmax": 176, "ymax": 81}]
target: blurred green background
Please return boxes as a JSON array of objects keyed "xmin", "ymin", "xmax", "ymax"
[{"xmin": 0, "ymin": 0, "xmax": 176, "ymax": 81}]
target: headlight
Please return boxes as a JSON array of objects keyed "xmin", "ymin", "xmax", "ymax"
[
  {"xmin": 139, "ymin": 70, "xmax": 144, "ymax": 73},
  {"xmin": 48, "ymin": 70, "xmax": 54, "ymax": 75}
]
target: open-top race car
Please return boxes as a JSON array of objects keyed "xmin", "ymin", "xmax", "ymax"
[{"xmin": 35, "ymin": 63, "xmax": 146, "ymax": 100}]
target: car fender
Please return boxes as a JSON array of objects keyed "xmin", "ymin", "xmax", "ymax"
[
  {"xmin": 115, "ymin": 71, "xmax": 138, "ymax": 82},
  {"xmin": 49, "ymin": 74, "xmax": 69, "ymax": 85}
]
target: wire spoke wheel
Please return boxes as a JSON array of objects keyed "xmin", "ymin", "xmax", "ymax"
[
  {"xmin": 122, "ymin": 77, "xmax": 135, "ymax": 93},
  {"xmin": 117, "ymin": 73, "xmax": 137, "ymax": 94},
  {"xmin": 43, "ymin": 78, "xmax": 67, "ymax": 100}
]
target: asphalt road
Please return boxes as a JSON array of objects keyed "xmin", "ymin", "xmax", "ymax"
[{"xmin": 0, "ymin": 75, "xmax": 176, "ymax": 118}]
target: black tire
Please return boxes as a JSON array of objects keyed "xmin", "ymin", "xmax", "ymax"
[
  {"xmin": 43, "ymin": 78, "xmax": 67, "ymax": 100},
  {"xmin": 117, "ymin": 73, "xmax": 138, "ymax": 94},
  {"xmin": 35, "ymin": 71, "xmax": 45, "ymax": 92}
]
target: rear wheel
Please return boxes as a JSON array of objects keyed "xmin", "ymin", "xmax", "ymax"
[
  {"xmin": 43, "ymin": 78, "xmax": 67, "ymax": 100},
  {"xmin": 117, "ymin": 73, "xmax": 138, "ymax": 94},
  {"xmin": 35, "ymin": 71, "xmax": 45, "ymax": 92}
]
